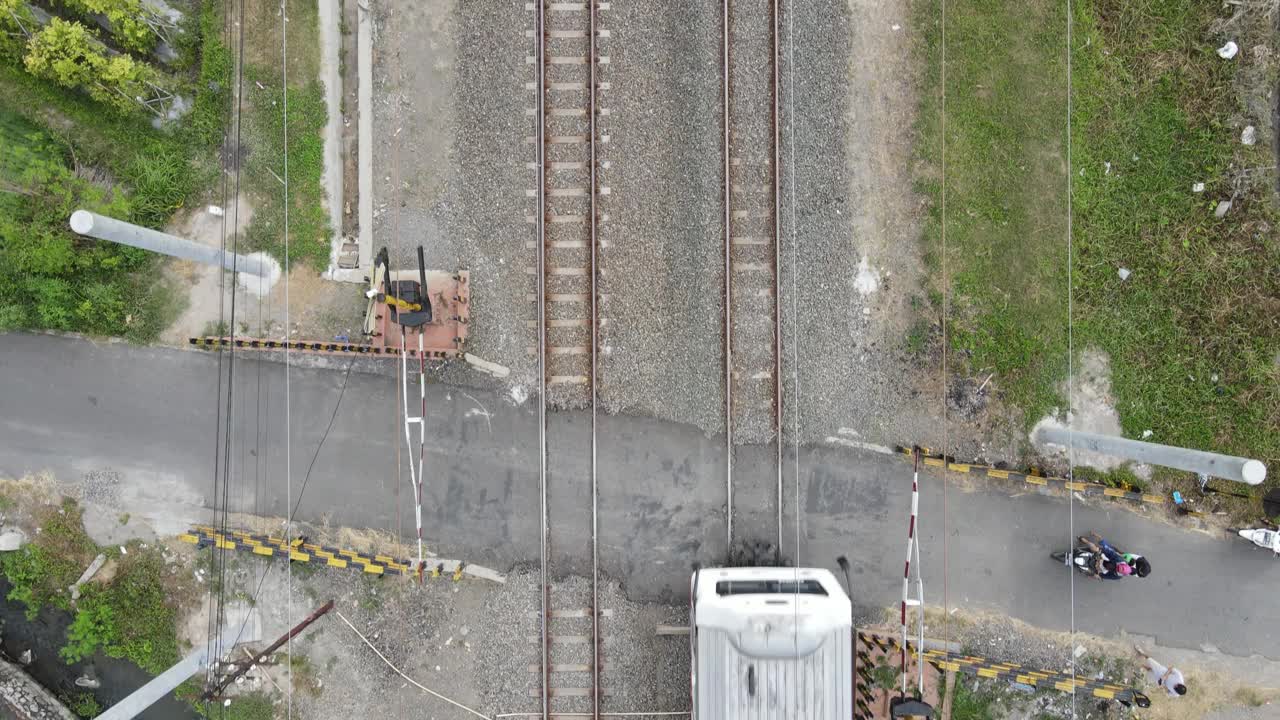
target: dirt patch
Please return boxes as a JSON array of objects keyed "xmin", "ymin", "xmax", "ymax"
[
  {"xmin": 1031, "ymin": 348, "xmax": 1130, "ymax": 471},
  {"xmin": 903, "ymin": 606, "xmax": 1280, "ymax": 720},
  {"xmin": 159, "ymin": 193, "xmax": 367, "ymax": 346},
  {"xmin": 160, "ymin": 196, "xmax": 254, "ymax": 343}
]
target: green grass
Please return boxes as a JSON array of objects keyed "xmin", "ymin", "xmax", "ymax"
[
  {"xmin": 62, "ymin": 549, "xmax": 180, "ymax": 675},
  {"xmin": 235, "ymin": 0, "xmax": 331, "ymax": 270},
  {"xmin": 241, "ymin": 72, "xmax": 331, "ymax": 269},
  {"xmin": 0, "ymin": 499, "xmax": 98, "ymax": 616},
  {"xmin": 915, "ymin": 0, "xmax": 1279, "ymax": 475},
  {"xmin": 0, "ymin": 2, "xmax": 228, "ymax": 341},
  {"xmin": 914, "ymin": 0, "xmax": 1070, "ymax": 423},
  {"xmin": 60, "ymin": 691, "xmax": 102, "ymax": 719},
  {"xmin": 946, "ymin": 677, "xmax": 1000, "ymax": 720},
  {"xmin": 0, "ymin": 500, "xmax": 181, "ymax": 678},
  {"xmin": 197, "ymin": 692, "xmax": 274, "ymax": 720},
  {"xmin": 1069, "ymin": 1, "xmax": 1279, "ymax": 467}
]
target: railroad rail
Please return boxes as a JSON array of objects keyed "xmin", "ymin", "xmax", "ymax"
[
  {"xmin": 530, "ymin": 1, "xmax": 606, "ymax": 718},
  {"xmin": 723, "ymin": 0, "xmax": 784, "ymax": 550}
]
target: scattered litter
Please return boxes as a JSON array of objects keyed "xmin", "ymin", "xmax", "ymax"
[
  {"xmin": 1211, "ymin": 373, "xmax": 1219, "ymax": 382},
  {"xmin": 891, "ymin": 23, "xmax": 901, "ymax": 31},
  {"xmin": 435, "ymin": 665, "xmax": 441, "ymax": 672},
  {"xmin": 1217, "ymin": 41, "xmax": 1238, "ymax": 59},
  {"xmin": 1132, "ymin": 154, "xmax": 1139, "ymax": 162},
  {"xmin": 1214, "ymin": 200, "xmax": 1232, "ymax": 218},
  {"xmin": 1104, "ymin": 161, "xmax": 1111, "ymax": 175},
  {"xmin": 445, "ymin": 637, "xmax": 453, "ymax": 646},
  {"xmin": 119, "ymin": 545, "xmax": 127, "ymax": 555},
  {"xmin": 459, "ymin": 625, "xmax": 469, "ymax": 636},
  {"xmin": 1241, "ymin": 126, "xmax": 1256, "ymax": 146},
  {"xmin": 855, "ymin": 256, "xmax": 879, "ymax": 295},
  {"xmin": 1074, "ymin": 645, "xmax": 1086, "ymax": 658},
  {"xmin": 862, "ymin": 308, "xmax": 871, "ymax": 316},
  {"xmin": 1142, "ymin": 430, "xmax": 1153, "ymax": 438},
  {"xmin": 207, "ymin": 205, "xmax": 225, "ymax": 217},
  {"xmin": 1192, "ymin": 182, "xmax": 1205, "ymax": 193},
  {"xmin": 1117, "ymin": 268, "xmax": 1131, "ymax": 281}
]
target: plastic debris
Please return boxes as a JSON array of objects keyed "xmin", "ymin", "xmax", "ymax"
[
  {"xmin": 891, "ymin": 24, "xmax": 901, "ymax": 31},
  {"xmin": 1117, "ymin": 268, "xmax": 1131, "ymax": 281},
  {"xmin": 1192, "ymin": 182, "xmax": 1205, "ymax": 193},
  {"xmin": 1241, "ymin": 126, "xmax": 1256, "ymax": 146},
  {"xmin": 1104, "ymin": 161, "xmax": 1112, "ymax": 175},
  {"xmin": 1215, "ymin": 200, "xmax": 1232, "ymax": 218},
  {"xmin": 1142, "ymin": 430, "xmax": 1153, "ymax": 438},
  {"xmin": 1217, "ymin": 41, "xmax": 1238, "ymax": 59}
]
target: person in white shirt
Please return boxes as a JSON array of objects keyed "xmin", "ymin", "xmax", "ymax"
[{"xmin": 1136, "ymin": 647, "xmax": 1187, "ymax": 697}]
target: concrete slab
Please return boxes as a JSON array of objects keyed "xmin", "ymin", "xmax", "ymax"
[{"xmin": 318, "ymin": 0, "xmax": 346, "ymax": 279}]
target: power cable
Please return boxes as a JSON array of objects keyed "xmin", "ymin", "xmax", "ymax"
[
  {"xmin": 1065, "ymin": 0, "xmax": 1077, "ymax": 716},
  {"xmin": 940, "ymin": 0, "xmax": 951, "ymax": 676},
  {"xmin": 203, "ymin": 0, "xmax": 235, "ymax": 704},
  {"xmin": 222, "ymin": 354, "xmax": 354, "ymax": 654},
  {"xmin": 208, "ymin": 1, "xmax": 248, "ymax": 715},
  {"xmin": 280, "ymin": 0, "xmax": 294, "ymax": 717}
]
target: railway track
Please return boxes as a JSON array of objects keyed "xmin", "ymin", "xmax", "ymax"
[
  {"xmin": 529, "ymin": 1, "xmax": 607, "ymax": 718},
  {"xmin": 723, "ymin": 0, "xmax": 784, "ymax": 550},
  {"xmin": 528, "ymin": 0, "xmax": 611, "ymax": 406}
]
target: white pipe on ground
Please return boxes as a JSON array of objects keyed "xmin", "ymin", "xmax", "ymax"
[
  {"xmin": 1035, "ymin": 426, "xmax": 1266, "ymax": 485},
  {"xmin": 69, "ymin": 210, "xmax": 281, "ymax": 294}
]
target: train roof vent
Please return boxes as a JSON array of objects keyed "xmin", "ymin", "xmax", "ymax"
[{"xmin": 715, "ymin": 579, "xmax": 827, "ymax": 596}]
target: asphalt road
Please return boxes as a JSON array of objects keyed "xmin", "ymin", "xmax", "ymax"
[{"xmin": 0, "ymin": 333, "xmax": 1276, "ymax": 660}]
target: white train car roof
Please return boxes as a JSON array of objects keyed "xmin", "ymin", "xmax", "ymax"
[{"xmin": 692, "ymin": 567, "xmax": 852, "ymax": 720}]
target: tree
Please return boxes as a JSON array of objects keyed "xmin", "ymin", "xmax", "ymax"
[
  {"xmin": 23, "ymin": 17, "xmax": 98, "ymax": 89},
  {"xmin": 23, "ymin": 17, "xmax": 155, "ymax": 115},
  {"xmin": 0, "ymin": 0, "xmax": 37, "ymax": 61},
  {"xmin": 57, "ymin": 0, "xmax": 157, "ymax": 55}
]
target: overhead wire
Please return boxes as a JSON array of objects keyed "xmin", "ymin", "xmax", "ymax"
[
  {"xmin": 209, "ymin": 0, "xmax": 249, "ymax": 714},
  {"xmin": 1066, "ymin": 0, "xmax": 1077, "ymax": 715},
  {"xmin": 940, "ymin": 0, "xmax": 950, "ymax": 680},
  {"xmin": 203, "ymin": 0, "xmax": 236, "ymax": 705},
  {"xmin": 782, "ymin": 0, "xmax": 804, "ymax": 715},
  {"xmin": 280, "ymin": 0, "xmax": 294, "ymax": 717}
]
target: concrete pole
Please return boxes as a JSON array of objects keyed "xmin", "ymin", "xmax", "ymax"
[
  {"xmin": 70, "ymin": 210, "xmax": 282, "ymax": 297},
  {"xmin": 95, "ymin": 607, "xmax": 260, "ymax": 720},
  {"xmin": 1035, "ymin": 426, "xmax": 1267, "ymax": 485}
]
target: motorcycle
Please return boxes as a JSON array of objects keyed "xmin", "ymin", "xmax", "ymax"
[
  {"xmin": 1051, "ymin": 547, "xmax": 1102, "ymax": 578},
  {"xmin": 1229, "ymin": 525, "xmax": 1280, "ymax": 555}
]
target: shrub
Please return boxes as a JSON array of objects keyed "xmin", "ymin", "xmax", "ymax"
[{"xmin": 23, "ymin": 18, "xmax": 156, "ymax": 115}]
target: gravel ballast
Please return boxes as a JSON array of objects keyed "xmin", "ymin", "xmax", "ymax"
[{"xmin": 596, "ymin": 2, "xmax": 726, "ymax": 435}]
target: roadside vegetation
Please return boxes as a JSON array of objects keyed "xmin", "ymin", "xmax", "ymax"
[
  {"xmin": 237, "ymin": 0, "xmax": 331, "ymax": 269},
  {"xmin": 0, "ymin": 500, "xmax": 181, "ymax": 675},
  {"xmin": 0, "ymin": 1, "xmax": 230, "ymax": 340},
  {"xmin": 913, "ymin": 1, "xmax": 1279, "ymax": 493}
]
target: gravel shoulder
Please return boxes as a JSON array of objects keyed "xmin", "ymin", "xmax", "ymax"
[{"xmin": 209, "ymin": 563, "xmax": 688, "ymax": 720}]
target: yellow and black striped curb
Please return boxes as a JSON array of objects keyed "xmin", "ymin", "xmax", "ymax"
[
  {"xmin": 180, "ymin": 527, "xmax": 505, "ymax": 583},
  {"xmin": 188, "ymin": 337, "xmax": 460, "ymax": 359},
  {"xmin": 895, "ymin": 446, "xmax": 1166, "ymax": 506},
  {"xmin": 859, "ymin": 631, "xmax": 1149, "ymax": 706}
]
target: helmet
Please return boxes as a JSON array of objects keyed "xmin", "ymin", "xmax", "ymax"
[
  {"xmin": 1116, "ymin": 562, "xmax": 1133, "ymax": 576},
  {"xmin": 1133, "ymin": 557, "xmax": 1151, "ymax": 577}
]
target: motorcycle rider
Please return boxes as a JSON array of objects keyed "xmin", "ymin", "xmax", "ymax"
[{"xmin": 1079, "ymin": 533, "xmax": 1136, "ymax": 580}]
